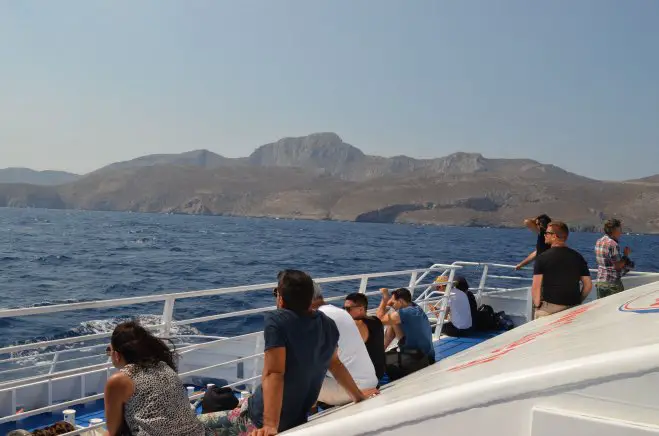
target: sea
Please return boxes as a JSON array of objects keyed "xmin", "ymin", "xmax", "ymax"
[{"xmin": 1, "ymin": 208, "xmax": 658, "ymax": 350}]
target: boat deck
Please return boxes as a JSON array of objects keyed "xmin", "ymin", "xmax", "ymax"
[{"xmin": 0, "ymin": 332, "xmax": 502, "ymax": 434}]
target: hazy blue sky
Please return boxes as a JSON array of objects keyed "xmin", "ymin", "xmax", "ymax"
[{"xmin": 1, "ymin": 1, "xmax": 657, "ymax": 179}]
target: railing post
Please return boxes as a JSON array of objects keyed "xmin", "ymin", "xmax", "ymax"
[
  {"xmin": 161, "ymin": 297, "xmax": 175, "ymax": 337},
  {"xmin": 477, "ymin": 265, "xmax": 489, "ymax": 306},
  {"xmin": 81, "ymin": 374, "xmax": 86, "ymax": 399},
  {"xmin": 48, "ymin": 351, "xmax": 60, "ymax": 375},
  {"xmin": 526, "ymin": 287, "xmax": 534, "ymax": 323},
  {"xmin": 251, "ymin": 334, "xmax": 264, "ymax": 393},
  {"xmin": 408, "ymin": 272, "xmax": 418, "ymax": 297},
  {"xmin": 433, "ymin": 267, "xmax": 457, "ymax": 341},
  {"xmin": 358, "ymin": 277, "xmax": 368, "ymax": 294},
  {"xmin": 48, "ymin": 380, "xmax": 53, "ymax": 407}
]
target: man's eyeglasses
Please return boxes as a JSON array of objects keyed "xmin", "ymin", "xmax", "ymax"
[
  {"xmin": 272, "ymin": 288, "xmax": 278, "ymax": 297},
  {"xmin": 105, "ymin": 346, "xmax": 112, "ymax": 355}
]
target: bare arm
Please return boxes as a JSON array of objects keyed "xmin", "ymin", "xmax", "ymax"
[
  {"xmin": 516, "ymin": 250, "xmax": 537, "ymax": 270},
  {"xmin": 379, "ymin": 311, "xmax": 401, "ymax": 326},
  {"xmin": 328, "ymin": 349, "xmax": 367, "ymax": 403},
  {"xmin": 524, "ymin": 218, "xmax": 540, "ymax": 233},
  {"xmin": 531, "ymin": 274, "xmax": 543, "ymax": 308},
  {"xmin": 104, "ymin": 373, "xmax": 134, "ymax": 436},
  {"xmin": 613, "ymin": 259, "xmax": 627, "ymax": 270},
  {"xmin": 261, "ymin": 347, "xmax": 286, "ymax": 432},
  {"xmin": 580, "ymin": 276, "xmax": 593, "ymax": 302},
  {"xmin": 376, "ymin": 288, "xmax": 391, "ymax": 320},
  {"xmin": 383, "ymin": 325, "xmax": 396, "ymax": 349}
]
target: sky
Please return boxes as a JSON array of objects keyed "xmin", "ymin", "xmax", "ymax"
[{"xmin": 1, "ymin": 1, "xmax": 658, "ymax": 180}]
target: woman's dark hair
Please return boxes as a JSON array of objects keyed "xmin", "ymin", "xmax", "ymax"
[
  {"xmin": 536, "ymin": 214, "xmax": 552, "ymax": 230},
  {"xmin": 111, "ymin": 321, "xmax": 178, "ymax": 371},
  {"xmin": 277, "ymin": 269, "xmax": 314, "ymax": 314},
  {"xmin": 453, "ymin": 276, "xmax": 470, "ymax": 293}
]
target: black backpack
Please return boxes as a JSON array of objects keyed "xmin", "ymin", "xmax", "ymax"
[
  {"xmin": 475, "ymin": 304, "xmax": 498, "ymax": 331},
  {"xmin": 494, "ymin": 311, "xmax": 515, "ymax": 331},
  {"xmin": 201, "ymin": 386, "xmax": 239, "ymax": 413}
]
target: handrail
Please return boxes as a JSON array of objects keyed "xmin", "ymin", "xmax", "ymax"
[
  {"xmin": 0, "ymin": 266, "xmax": 459, "ymax": 358},
  {"xmin": 0, "ymin": 267, "xmax": 455, "ymax": 319},
  {"xmin": 0, "ymin": 331, "xmax": 263, "ymax": 390},
  {"xmin": 3, "ymin": 260, "xmax": 655, "ymax": 426},
  {"xmin": 0, "ymin": 343, "xmax": 109, "ymax": 365},
  {"xmin": 0, "ymin": 282, "xmax": 450, "ymax": 392},
  {"xmin": 0, "ymin": 290, "xmax": 452, "ymax": 425}
]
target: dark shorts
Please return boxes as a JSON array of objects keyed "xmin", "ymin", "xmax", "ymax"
[
  {"xmin": 384, "ymin": 344, "xmax": 433, "ymax": 381},
  {"xmin": 441, "ymin": 322, "xmax": 473, "ymax": 337}
]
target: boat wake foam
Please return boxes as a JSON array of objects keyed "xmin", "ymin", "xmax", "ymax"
[{"xmin": 6, "ymin": 315, "xmax": 202, "ymax": 362}]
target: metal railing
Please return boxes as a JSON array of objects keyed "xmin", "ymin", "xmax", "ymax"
[
  {"xmin": 0, "ymin": 264, "xmax": 463, "ymax": 425},
  {"xmin": 4, "ymin": 261, "xmax": 655, "ymax": 427}
]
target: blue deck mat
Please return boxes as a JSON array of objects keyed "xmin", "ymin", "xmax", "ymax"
[
  {"xmin": 434, "ymin": 330, "xmax": 501, "ymax": 361},
  {"xmin": 1, "ymin": 331, "xmax": 504, "ymax": 433}
]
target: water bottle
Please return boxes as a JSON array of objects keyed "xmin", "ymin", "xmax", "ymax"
[
  {"xmin": 186, "ymin": 386, "xmax": 196, "ymax": 409},
  {"xmin": 84, "ymin": 418, "xmax": 105, "ymax": 436},
  {"xmin": 63, "ymin": 409, "xmax": 76, "ymax": 426}
]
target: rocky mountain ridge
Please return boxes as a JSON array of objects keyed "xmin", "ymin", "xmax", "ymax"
[
  {"xmin": 1, "ymin": 133, "xmax": 657, "ymax": 233},
  {"xmin": 3, "ymin": 132, "xmax": 604, "ymax": 184},
  {"xmin": 0, "ymin": 168, "xmax": 80, "ymax": 186}
]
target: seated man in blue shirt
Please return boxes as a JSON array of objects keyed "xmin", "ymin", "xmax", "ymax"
[
  {"xmin": 200, "ymin": 269, "xmax": 369, "ymax": 435},
  {"xmin": 376, "ymin": 287, "xmax": 435, "ymax": 381}
]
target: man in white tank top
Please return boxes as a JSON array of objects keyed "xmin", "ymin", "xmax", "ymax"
[{"xmin": 311, "ymin": 283, "xmax": 379, "ymax": 406}]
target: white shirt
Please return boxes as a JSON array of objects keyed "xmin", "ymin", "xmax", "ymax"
[
  {"xmin": 318, "ymin": 304, "xmax": 378, "ymax": 388},
  {"xmin": 448, "ymin": 289, "xmax": 473, "ymax": 330}
]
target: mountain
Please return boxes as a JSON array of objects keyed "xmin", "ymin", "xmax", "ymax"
[
  {"xmin": 2, "ymin": 132, "xmax": 658, "ymax": 233},
  {"xmin": 92, "ymin": 149, "xmax": 240, "ymax": 174},
  {"xmin": 0, "ymin": 183, "xmax": 66, "ymax": 209},
  {"xmin": 30, "ymin": 132, "xmax": 589, "ymax": 183},
  {"xmin": 247, "ymin": 133, "xmax": 591, "ymax": 183},
  {"xmin": 628, "ymin": 174, "xmax": 659, "ymax": 184},
  {"xmin": 3, "ymin": 163, "xmax": 658, "ymax": 233},
  {"xmin": 0, "ymin": 168, "xmax": 80, "ymax": 186},
  {"xmin": 57, "ymin": 164, "xmax": 346, "ymax": 220}
]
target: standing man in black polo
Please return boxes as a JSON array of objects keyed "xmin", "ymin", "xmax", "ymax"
[
  {"xmin": 515, "ymin": 214, "xmax": 552, "ymax": 270},
  {"xmin": 531, "ymin": 221, "xmax": 593, "ymax": 319}
]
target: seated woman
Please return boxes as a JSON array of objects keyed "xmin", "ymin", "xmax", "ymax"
[
  {"xmin": 104, "ymin": 321, "xmax": 212, "ymax": 436},
  {"xmin": 435, "ymin": 275, "xmax": 478, "ymax": 337}
]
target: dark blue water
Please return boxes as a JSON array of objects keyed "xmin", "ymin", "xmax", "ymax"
[{"xmin": 1, "ymin": 208, "xmax": 658, "ymax": 348}]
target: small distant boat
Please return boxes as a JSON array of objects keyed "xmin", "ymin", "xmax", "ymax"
[{"xmin": 1, "ymin": 261, "xmax": 658, "ymax": 435}]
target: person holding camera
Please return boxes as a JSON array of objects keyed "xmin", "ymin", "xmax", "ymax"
[{"xmin": 595, "ymin": 218, "xmax": 634, "ymax": 299}]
